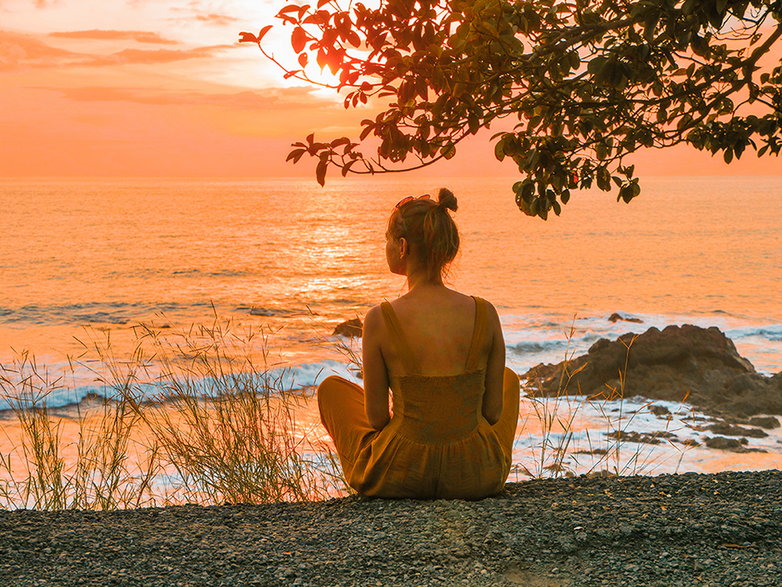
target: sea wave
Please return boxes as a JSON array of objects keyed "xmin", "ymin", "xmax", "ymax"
[
  {"xmin": 725, "ymin": 324, "xmax": 782, "ymax": 342},
  {"xmin": 0, "ymin": 360, "xmax": 358, "ymax": 412},
  {"xmin": 0, "ymin": 301, "xmax": 215, "ymax": 326}
]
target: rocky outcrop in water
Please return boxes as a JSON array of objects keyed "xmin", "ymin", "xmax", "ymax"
[
  {"xmin": 522, "ymin": 324, "xmax": 782, "ymax": 417},
  {"xmin": 332, "ymin": 318, "xmax": 363, "ymax": 338},
  {"xmin": 607, "ymin": 312, "xmax": 643, "ymax": 324}
]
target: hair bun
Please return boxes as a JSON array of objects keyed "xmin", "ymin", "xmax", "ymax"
[{"xmin": 437, "ymin": 188, "xmax": 458, "ymax": 212}]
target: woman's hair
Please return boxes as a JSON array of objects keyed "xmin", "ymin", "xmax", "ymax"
[{"xmin": 387, "ymin": 187, "xmax": 460, "ymax": 281}]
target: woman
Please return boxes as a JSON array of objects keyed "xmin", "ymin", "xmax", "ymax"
[{"xmin": 318, "ymin": 188, "xmax": 520, "ymax": 499}]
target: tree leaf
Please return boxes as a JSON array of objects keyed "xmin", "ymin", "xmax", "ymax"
[
  {"xmin": 257, "ymin": 25, "xmax": 273, "ymax": 42},
  {"xmin": 494, "ymin": 139, "xmax": 506, "ymax": 161},
  {"xmin": 316, "ymin": 159, "xmax": 328, "ymax": 186},
  {"xmin": 249, "ymin": 0, "xmax": 782, "ymax": 218},
  {"xmin": 292, "ymin": 27, "xmax": 308, "ymax": 53}
]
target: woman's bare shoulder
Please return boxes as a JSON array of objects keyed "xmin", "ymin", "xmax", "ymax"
[
  {"xmin": 474, "ymin": 296, "xmax": 502, "ymax": 331},
  {"xmin": 363, "ymin": 304, "xmax": 384, "ymax": 329}
]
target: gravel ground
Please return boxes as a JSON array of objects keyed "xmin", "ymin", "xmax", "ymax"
[{"xmin": 1, "ymin": 470, "xmax": 780, "ymax": 586}]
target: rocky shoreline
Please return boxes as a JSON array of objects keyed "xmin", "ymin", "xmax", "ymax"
[
  {"xmin": 523, "ymin": 323, "xmax": 782, "ymax": 419},
  {"xmin": 1, "ymin": 470, "xmax": 780, "ymax": 586}
]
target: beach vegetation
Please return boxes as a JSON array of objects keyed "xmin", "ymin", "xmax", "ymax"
[
  {"xmin": 0, "ymin": 352, "xmax": 159, "ymax": 510},
  {"xmin": 241, "ymin": 0, "xmax": 782, "ymax": 218},
  {"xmin": 519, "ymin": 331, "xmax": 692, "ymax": 479},
  {"xmin": 0, "ymin": 318, "xmax": 347, "ymax": 510},
  {"xmin": 0, "ymin": 316, "xmax": 692, "ymax": 510}
]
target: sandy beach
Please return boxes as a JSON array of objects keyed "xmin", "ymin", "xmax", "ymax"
[{"xmin": 1, "ymin": 469, "xmax": 779, "ymax": 585}]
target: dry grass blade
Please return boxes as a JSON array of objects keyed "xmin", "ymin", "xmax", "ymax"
[
  {"xmin": 0, "ymin": 315, "xmax": 350, "ymax": 510},
  {"xmin": 111, "ymin": 315, "xmax": 349, "ymax": 505},
  {"xmin": 0, "ymin": 352, "xmax": 159, "ymax": 510}
]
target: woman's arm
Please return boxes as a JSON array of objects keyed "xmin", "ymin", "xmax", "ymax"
[
  {"xmin": 482, "ymin": 302, "xmax": 505, "ymax": 425},
  {"xmin": 362, "ymin": 305, "xmax": 391, "ymax": 430}
]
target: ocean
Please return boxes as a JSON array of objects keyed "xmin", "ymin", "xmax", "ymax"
[{"xmin": 1, "ymin": 175, "xmax": 780, "ymax": 478}]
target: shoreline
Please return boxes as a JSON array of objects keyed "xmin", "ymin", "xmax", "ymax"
[{"xmin": 1, "ymin": 469, "xmax": 780, "ymax": 585}]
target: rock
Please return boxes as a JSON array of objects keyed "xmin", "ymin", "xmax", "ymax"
[
  {"xmin": 605, "ymin": 430, "xmax": 678, "ymax": 445},
  {"xmin": 522, "ymin": 324, "xmax": 782, "ymax": 417},
  {"xmin": 608, "ymin": 313, "xmax": 643, "ymax": 324},
  {"xmin": 332, "ymin": 318, "xmax": 363, "ymax": 338},
  {"xmin": 706, "ymin": 422, "xmax": 768, "ymax": 438},
  {"xmin": 573, "ymin": 448, "xmax": 608, "ymax": 455},
  {"xmin": 80, "ymin": 392, "xmax": 108, "ymax": 404},
  {"xmin": 723, "ymin": 373, "xmax": 782, "ymax": 416},
  {"xmin": 704, "ymin": 436, "xmax": 744, "ymax": 450},
  {"xmin": 648, "ymin": 405, "xmax": 671, "ymax": 417},
  {"xmin": 704, "ymin": 436, "xmax": 768, "ymax": 453},
  {"xmin": 748, "ymin": 416, "xmax": 780, "ymax": 429}
]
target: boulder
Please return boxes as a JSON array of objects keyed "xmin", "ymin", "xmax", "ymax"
[
  {"xmin": 706, "ymin": 422, "xmax": 768, "ymax": 438},
  {"xmin": 704, "ymin": 436, "xmax": 746, "ymax": 450},
  {"xmin": 748, "ymin": 416, "xmax": 780, "ymax": 429},
  {"xmin": 608, "ymin": 312, "xmax": 643, "ymax": 324},
  {"xmin": 333, "ymin": 318, "xmax": 363, "ymax": 338},
  {"xmin": 522, "ymin": 324, "xmax": 782, "ymax": 417}
]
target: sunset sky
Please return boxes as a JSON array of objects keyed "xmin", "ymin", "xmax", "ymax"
[{"xmin": 1, "ymin": 0, "xmax": 779, "ymax": 178}]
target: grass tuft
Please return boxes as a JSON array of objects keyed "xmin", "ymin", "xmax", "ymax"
[{"xmin": 1, "ymin": 314, "xmax": 695, "ymax": 509}]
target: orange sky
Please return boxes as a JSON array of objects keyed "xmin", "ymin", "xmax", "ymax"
[{"xmin": 0, "ymin": 0, "xmax": 779, "ymax": 178}]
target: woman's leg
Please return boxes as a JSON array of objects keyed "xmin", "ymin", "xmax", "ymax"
[
  {"xmin": 493, "ymin": 367, "xmax": 521, "ymax": 452},
  {"xmin": 317, "ymin": 375, "xmax": 375, "ymax": 475}
]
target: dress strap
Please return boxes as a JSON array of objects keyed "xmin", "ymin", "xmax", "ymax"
[
  {"xmin": 380, "ymin": 302, "xmax": 422, "ymax": 375},
  {"xmin": 464, "ymin": 296, "xmax": 487, "ymax": 372}
]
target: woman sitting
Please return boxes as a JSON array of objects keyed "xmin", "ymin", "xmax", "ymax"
[{"xmin": 318, "ymin": 188, "xmax": 520, "ymax": 499}]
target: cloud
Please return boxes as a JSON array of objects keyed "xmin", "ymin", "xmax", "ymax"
[
  {"xmin": 49, "ymin": 30, "xmax": 178, "ymax": 45},
  {"xmin": 0, "ymin": 30, "xmax": 79, "ymax": 70},
  {"xmin": 87, "ymin": 45, "xmax": 230, "ymax": 66},
  {"xmin": 49, "ymin": 85, "xmax": 337, "ymax": 111},
  {"xmin": 0, "ymin": 30, "xmax": 229, "ymax": 70},
  {"xmin": 195, "ymin": 13, "xmax": 238, "ymax": 26}
]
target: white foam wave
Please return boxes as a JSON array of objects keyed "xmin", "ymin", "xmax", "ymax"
[{"xmin": 0, "ymin": 360, "xmax": 360, "ymax": 411}]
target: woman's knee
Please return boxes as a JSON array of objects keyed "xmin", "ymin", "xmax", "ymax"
[
  {"xmin": 503, "ymin": 367, "xmax": 520, "ymax": 391},
  {"xmin": 317, "ymin": 375, "xmax": 361, "ymax": 404}
]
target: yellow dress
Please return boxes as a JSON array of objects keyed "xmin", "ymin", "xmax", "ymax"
[{"xmin": 318, "ymin": 296, "xmax": 520, "ymax": 499}]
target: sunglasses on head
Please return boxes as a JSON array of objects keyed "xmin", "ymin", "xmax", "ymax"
[{"xmin": 395, "ymin": 194, "xmax": 431, "ymax": 208}]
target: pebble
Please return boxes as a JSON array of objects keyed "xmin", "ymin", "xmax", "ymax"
[{"xmin": 0, "ymin": 470, "xmax": 780, "ymax": 585}]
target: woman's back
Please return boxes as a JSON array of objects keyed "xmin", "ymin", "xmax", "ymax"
[
  {"xmin": 379, "ymin": 287, "xmax": 491, "ymax": 377},
  {"xmin": 379, "ymin": 294, "xmax": 490, "ymax": 442}
]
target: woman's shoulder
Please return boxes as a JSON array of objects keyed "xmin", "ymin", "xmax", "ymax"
[
  {"xmin": 471, "ymin": 296, "xmax": 500, "ymax": 330},
  {"xmin": 472, "ymin": 295, "xmax": 499, "ymax": 314},
  {"xmin": 363, "ymin": 303, "xmax": 385, "ymax": 325},
  {"xmin": 363, "ymin": 300, "xmax": 401, "ymax": 333}
]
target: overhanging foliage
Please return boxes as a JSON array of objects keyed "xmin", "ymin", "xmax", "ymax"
[{"xmin": 241, "ymin": 0, "xmax": 782, "ymax": 218}]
